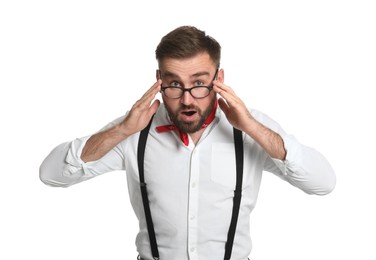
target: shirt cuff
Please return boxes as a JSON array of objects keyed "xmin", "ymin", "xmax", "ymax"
[
  {"xmin": 270, "ymin": 134, "xmax": 302, "ymax": 176},
  {"xmin": 63, "ymin": 135, "xmax": 92, "ymax": 177}
]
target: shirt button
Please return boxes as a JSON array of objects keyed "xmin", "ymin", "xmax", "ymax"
[
  {"xmin": 191, "ymin": 182, "xmax": 196, "ymax": 188},
  {"xmin": 190, "ymin": 247, "xmax": 195, "ymax": 252},
  {"xmin": 190, "ymin": 215, "xmax": 195, "ymax": 220}
]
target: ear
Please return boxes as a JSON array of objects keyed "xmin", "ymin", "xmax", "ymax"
[{"xmin": 217, "ymin": 68, "xmax": 224, "ymax": 83}]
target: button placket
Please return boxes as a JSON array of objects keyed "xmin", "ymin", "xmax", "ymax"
[{"xmin": 187, "ymin": 147, "xmax": 200, "ymax": 260}]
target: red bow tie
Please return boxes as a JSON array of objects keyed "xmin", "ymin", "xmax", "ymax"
[{"xmin": 156, "ymin": 101, "xmax": 218, "ymax": 146}]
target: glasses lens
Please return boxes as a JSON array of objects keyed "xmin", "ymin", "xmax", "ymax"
[
  {"xmin": 164, "ymin": 87, "xmax": 183, "ymax": 98},
  {"xmin": 191, "ymin": 87, "xmax": 211, "ymax": 98}
]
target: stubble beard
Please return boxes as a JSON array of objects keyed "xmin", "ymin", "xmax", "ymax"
[{"xmin": 166, "ymin": 97, "xmax": 216, "ymax": 134}]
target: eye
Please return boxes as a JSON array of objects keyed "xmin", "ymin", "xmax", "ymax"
[
  {"xmin": 170, "ymin": 81, "xmax": 182, "ymax": 87},
  {"xmin": 194, "ymin": 80, "xmax": 204, "ymax": 86}
]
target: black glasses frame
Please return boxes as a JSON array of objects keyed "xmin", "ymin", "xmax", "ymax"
[{"xmin": 160, "ymin": 69, "xmax": 219, "ymax": 99}]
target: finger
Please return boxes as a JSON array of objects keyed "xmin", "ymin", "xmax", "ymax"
[
  {"xmin": 217, "ymin": 97, "xmax": 229, "ymax": 114},
  {"xmin": 148, "ymin": 99, "xmax": 161, "ymax": 116},
  {"xmin": 137, "ymin": 80, "xmax": 162, "ymax": 109},
  {"xmin": 213, "ymin": 81, "xmax": 238, "ymax": 104},
  {"xmin": 213, "ymin": 84, "xmax": 238, "ymax": 107},
  {"xmin": 213, "ymin": 80, "xmax": 236, "ymax": 95},
  {"xmin": 141, "ymin": 80, "xmax": 162, "ymax": 100}
]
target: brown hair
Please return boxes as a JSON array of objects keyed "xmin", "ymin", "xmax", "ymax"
[{"xmin": 155, "ymin": 26, "xmax": 221, "ymax": 68}]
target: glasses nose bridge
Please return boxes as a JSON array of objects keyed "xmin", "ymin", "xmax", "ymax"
[
  {"xmin": 180, "ymin": 88, "xmax": 195, "ymax": 103},
  {"xmin": 183, "ymin": 88, "xmax": 194, "ymax": 96}
]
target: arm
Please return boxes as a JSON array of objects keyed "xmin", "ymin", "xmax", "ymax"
[
  {"xmin": 81, "ymin": 81, "xmax": 161, "ymax": 162},
  {"xmin": 40, "ymin": 81, "xmax": 161, "ymax": 187},
  {"xmin": 242, "ymin": 115, "xmax": 286, "ymax": 160},
  {"xmin": 253, "ymin": 109, "xmax": 336, "ymax": 195},
  {"xmin": 214, "ymin": 80, "xmax": 286, "ymax": 160},
  {"xmin": 213, "ymin": 80, "xmax": 336, "ymax": 195}
]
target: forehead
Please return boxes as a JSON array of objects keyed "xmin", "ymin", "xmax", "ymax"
[{"xmin": 159, "ymin": 52, "xmax": 216, "ymax": 78}]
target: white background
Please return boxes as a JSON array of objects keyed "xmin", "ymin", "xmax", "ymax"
[{"xmin": 1, "ymin": 0, "xmax": 375, "ymax": 259}]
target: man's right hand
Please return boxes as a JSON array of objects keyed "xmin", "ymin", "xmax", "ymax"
[
  {"xmin": 119, "ymin": 80, "xmax": 161, "ymax": 136},
  {"xmin": 81, "ymin": 81, "xmax": 161, "ymax": 163}
]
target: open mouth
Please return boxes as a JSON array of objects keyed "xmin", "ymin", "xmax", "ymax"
[{"xmin": 182, "ymin": 111, "xmax": 197, "ymax": 116}]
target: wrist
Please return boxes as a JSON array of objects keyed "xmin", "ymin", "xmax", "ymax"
[{"xmin": 115, "ymin": 122, "xmax": 132, "ymax": 140}]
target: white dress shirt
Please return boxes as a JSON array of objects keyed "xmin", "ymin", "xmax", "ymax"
[{"xmin": 40, "ymin": 105, "xmax": 336, "ymax": 260}]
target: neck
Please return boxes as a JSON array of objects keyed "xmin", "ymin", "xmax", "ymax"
[{"xmin": 189, "ymin": 128, "xmax": 207, "ymax": 145}]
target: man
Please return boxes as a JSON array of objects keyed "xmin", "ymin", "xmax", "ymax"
[{"xmin": 40, "ymin": 26, "xmax": 336, "ymax": 260}]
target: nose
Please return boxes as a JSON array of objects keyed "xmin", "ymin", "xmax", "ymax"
[{"xmin": 180, "ymin": 90, "xmax": 194, "ymax": 106}]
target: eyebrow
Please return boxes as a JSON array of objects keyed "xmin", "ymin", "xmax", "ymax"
[{"xmin": 160, "ymin": 70, "xmax": 211, "ymax": 80}]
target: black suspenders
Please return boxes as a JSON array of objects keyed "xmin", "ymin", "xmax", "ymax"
[
  {"xmin": 224, "ymin": 127, "xmax": 244, "ymax": 260},
  {"xmin": 137, "ymin": 118, "xmax": 160, "ymax": 260},
  {"xmin": 137, "ymin": 117, "xmax": 244, "ymax": 260}
]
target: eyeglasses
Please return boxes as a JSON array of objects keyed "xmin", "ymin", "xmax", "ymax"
[{"xmin": 160, "ymin": 69, "xmax": 218, "ymax": 99}]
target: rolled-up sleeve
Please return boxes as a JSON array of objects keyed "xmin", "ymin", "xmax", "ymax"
[
  {"xmin": 40, "ymin": 116, "xmax": 127, "ymax": 187},
  {"xmin": 268, "ymin": 134, "xmax": 336, "ymax": 195},
  {"xmin": 252, "ymin": 109, "xmax": 336, "ymax": 195},
  {"xmin": 40, "ymin": 135, "xmax": 125, "ymax": 187},
  {"xmin": 40, "ymin": 143, "xmax": 77, "ymax": 187}
]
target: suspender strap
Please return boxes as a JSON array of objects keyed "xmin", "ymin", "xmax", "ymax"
[
  {"xmin": 224, "ymin": 128, "xmax": 244, "ymax": 260},
  {"xmin": 137, "ymin": 117, "xmax": 160, "ymax": 260}
]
